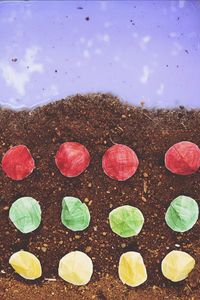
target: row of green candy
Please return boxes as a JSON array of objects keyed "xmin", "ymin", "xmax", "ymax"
[{"xmin": 9, "ymin": 195, "xmax": 199, "ymax": 235}]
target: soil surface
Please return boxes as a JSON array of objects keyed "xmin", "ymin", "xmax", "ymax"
[{"xmin": 0, "ymin": 93, "xmax": 200, "ymax": 300}]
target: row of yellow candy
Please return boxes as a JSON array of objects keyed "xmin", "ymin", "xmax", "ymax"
[{"xmin": 9, "ymin": 249, "xmax": 195, "ymax": 286}]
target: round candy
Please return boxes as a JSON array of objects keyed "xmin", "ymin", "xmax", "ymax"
[
  {"xmin": 55, "ymin": 142, "xmax": 90, "ymax": 177},
  {"xmin": 102, "ymin": 144, "xmax": 139, "ymax": 181},
  {"xmin": 9, "ymin": 250, "xmax": 42, "ymax": 280},
  {"xmin": 58, "ymin": 251, "xmax": 93, "ymax": 285},
  {"xmin": 119, "ymin": 251, "xmax": 147, "ymax": 287},
  {"xmin": 165, "ymin": 141, "xmax": 200, "ymax": 175},
  {"xmin": 165, "ymin": 195, "xmax": 199, "ymax": 232},
  {"xmin": 161, "ymin": 250, "xmax": 195, "ymax": 282},
  {"xmin": 9, "ymin": 197, "xmax": 42, "ymax": 233},
  {"xmin": 2, "ymin": 145, "xmax": 35, "ymax": 180},
  {"xmin": 109, "ymin": 205, "xmax": 144, "ymax": 238},
  {"xmin": 61, "ymin": 196, "xmax": 90, "ymax": 231}
]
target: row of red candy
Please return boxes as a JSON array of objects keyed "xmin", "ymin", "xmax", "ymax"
[{"xmin": 1, "ymin": 141, "xmax": 200, "ymax": 181}]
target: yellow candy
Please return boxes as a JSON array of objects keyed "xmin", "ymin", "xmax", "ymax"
[
  {"xmin": 118, "ymin": 251, "xmax": 147, "ymax": 287},
  {"xmin": 9, "ymin": 250, "xmax": 42, "ymax": 280},
  {"xmin": 161, "ymin": 250, "xmax": 195, "ymax": 282},
  {"xmin": 58, "ymin": 251, "xmax": 93, "ymax": 285}
]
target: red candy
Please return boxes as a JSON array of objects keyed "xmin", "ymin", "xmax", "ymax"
[
  {"xmin": 2, "ymin": 145, "xmax": 35, "ymax": 180},
  {"xmin": 165, "ymin": 141, "xmax": 200, "ymax": 175},
  {"xmin": 102, "ymin": 144, "xmax": 139, "ymax": 181},
  {"xmin": 55, "ymin": 142, "xmax": 90, "ymax": 177}
]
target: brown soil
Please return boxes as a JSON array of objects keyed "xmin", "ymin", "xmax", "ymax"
[{"xmin": 0, "ymin": 93, "xmax": 200, "ymax": 300}]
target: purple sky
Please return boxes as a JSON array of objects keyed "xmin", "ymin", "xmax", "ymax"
[{"xmin": 0, "ymin": 0, "xmax": 200, "ymax": 109}]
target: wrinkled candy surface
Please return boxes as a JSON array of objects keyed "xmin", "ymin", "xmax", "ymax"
[
  {"xmin": 118, "ymin": 251, "xmax": 147, "ymax": 287},
  {"xmin": 161, "ymin": 250, "xmax": 195, "ymax": 282},
  {"xmin": 102, "ymin": 144, "xmax": 139, "ymax": 181},
  {"xmin": 109, "ymin": 205, "xmax": 144, "ymax": 238},
  {"xmin": 9, "ymin": 250, "xmax": 42, "ymax": 280},
  {"xmin": 58, "ymin": 251, "xmax": 93, "ymax": 285},
  {"xmin": 9, "ymin": 197, "xmax": 42, "ymax": 233},
  {"xmin": 61, "ymin": 196, "xmax": 90, "ymax": 231},
  {"xmin": 55, "ymin": 142, "xmax": 90, "ymax": 177},
  {"xmin": 2, "ymin": 145, "xmax": 35, "ymax": 180},
  {"xmin": 165, "ymin": 195, "xmax": 199, "ymax": 232},
  {"xmin": 165, "ymin": 141, "xmax": 200, "ymax": 175}
]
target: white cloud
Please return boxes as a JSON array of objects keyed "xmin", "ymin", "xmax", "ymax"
[
  {"xmin": 24, "ymin": 9, "xmax": 32, "ymax": 18},
  {"xmin": 97, "ymin": 33, "xmax": 110, "ymax": 43},
  {"xmin": 0, "ymin": 65, "xmax": 29, "ymax": 95},
  {"xmin": 83, "ymin": 49, "xmax": 90, "ymax": 58},
  {"xmin": 179, "ymin": 0, "xmax": 185, "ymax": 8},
  {"xmin": 140, "ymin": 65, "xmax": 153, "ymax": 84},
  {"xmin": 42, "ymin": 84, "xmax": 59, "ymax": 99},
  {"xmin": 114, "ymin": 55, "xmax": 120, "ymax": 62},
  {"xmin": 132, "ymin": 32, "xmax": 138, "ymax": 39},
  {"xmin": 100, "ymin": 1, "xmax": 107, "ymax": 11},
  {"xmin": 103, "ymin": 34, "xmax": 110, "ymax": 42},
  {"xmin": 94, "ymin": 48, "xmax": 102, "ymax": 55},
  {"xmin": 170, "ymin": 3, "xmax": 177, "ymax": 12},
  {"xmin": 171, "ymin": 42, "xmax": 183, "ymax": 56},
  {"xmin": 20, "ymin": 46, "xmax": 43, "ymax": 72},
  {"xmin": 87, "ymin": 40, "xmax": 93, "ymax": 48},
  {"xmin": 169, "ymin": 32, "xmax": 178, "ymax": 38},
  {"xmin": 49, "ymin": 84, "xmax": 59, "ymax": 97},
  {"xmin": 139, "ymin": 35, "xmax": 152, "ymax": 50},
  {"xmin": 1, "ymin": 11, "xmax": 16, "ymax": 23},
  {"xmin": 76, "ymin": 61, "xmax": 82, "ymax": 67},
  {"xmin": 104, "ymin": 21, "xmax": 111, "ymax": 28},
  {"xmin": 156, "ymin": 83, "xmax": 165, "ymax": 95},
  {"xmin": 80, "ymin": 37, "xmax": 85, "ymax": 44},
  {"xmin": 0, "ymin": 46, "xmax": 43, "ymax": 96},
  {"xmin": 1, "ymin": 9, "xmax": 32, "ymax": 23}
]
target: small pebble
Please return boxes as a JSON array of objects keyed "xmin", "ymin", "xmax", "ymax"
[
  {"xmin": 85, "ymin": 246, "xmax": 92, "ymax": 253},
  {"xmin": 141, "ymin": 196, "xmax": 147, "ymax": 202},
  {"xmin": 3, "ymin": 206, "xmax": 9, "ymax": 211},
  {"xmin": 41, "ymin": 246, "xmax": 47, "ymax": 253},
  {"xmin": 143, "ymin": 172, "xmax": 148, "ymax": 178}
]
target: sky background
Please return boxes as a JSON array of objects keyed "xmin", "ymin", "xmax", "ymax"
[{"xmin": 0, "ymin": 0, "xmax": 200, "ymax": 109}]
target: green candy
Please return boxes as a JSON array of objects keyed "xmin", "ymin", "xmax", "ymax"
[
  {"xmin": 61, "ymin": 197, "xmax": 90, "ymax": 231},
  {"xmin": 165, "ymin": 195, "xmax": 199, "ymax": 232},
  {"xmin": 109, "ymin": 205, "xmax": 144, "ymax": 238},
  {"xmin": 9, "ymin": 197, "xmax": 41, "ymax": 234}
]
